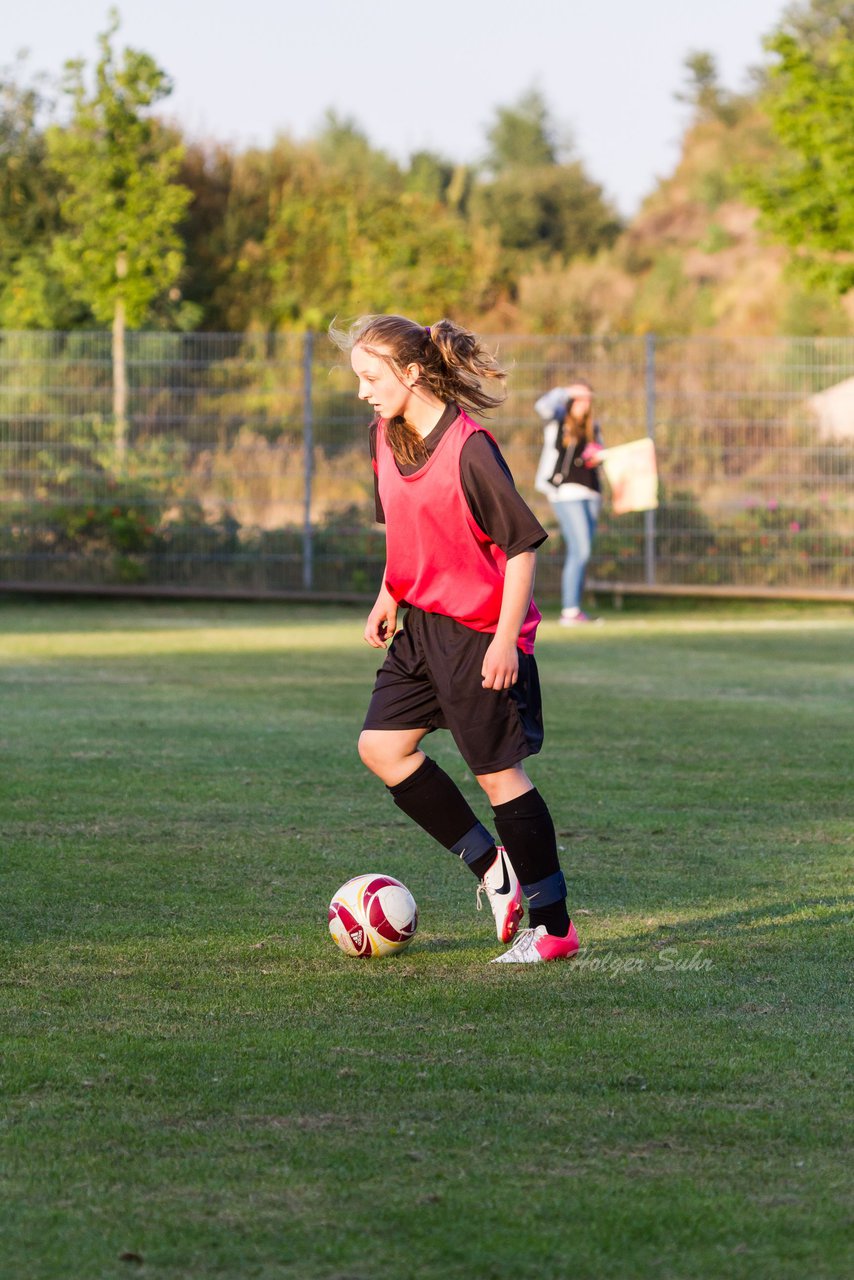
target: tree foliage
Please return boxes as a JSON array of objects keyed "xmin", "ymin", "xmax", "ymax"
[
  {"xmin": 2, "ymin": 7, "xmax": 851, "ymax": 337},
  {"xmin": 474, "ymin": 90, "xmax": 621, "ymax": 265},
  {"xmin": 483, "ymin": 89, "xmax": 562, "ymax": 172},
  {"xmin": 184, "ymin": 139, "xmax": 502, "ymax": 331},
  {"xmin": 747, "ymin": 1, "xmax": 854, "ymax": 294},
  {"xmin": 0, "ymin": 57, "xmax": 84, "ymax": 327},
  {"xmin": 472, "ymin": 163, "xmax": 621, "ymax": 262},
  {"xmin": 0, "ymin": 44, "xmax": 640, "ymax": 335},
  {"xmin": 45, "ymin": 9, "xmax": 192, "ymax": 328},
  {"xmin": 0, "ymin": 59, "xmax": 55, "ymax": 270},
  {"xmin": 778, "ymin": 0, "xmax": 854, "ymax": 48},
  {"xmin": 675, "ymin": 51, "xmax": 748, "ymax": 126}
]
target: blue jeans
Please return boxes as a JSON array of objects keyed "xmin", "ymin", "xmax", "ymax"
[{"xmin": 553, "ymin": 497, "xmax": 599, "ymax": 611}]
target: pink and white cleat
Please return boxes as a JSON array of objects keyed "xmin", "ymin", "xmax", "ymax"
[
  {"xmin": 490, "ymin": 920, "xmax": 580, "ymax": 964},
  {"xmin": 476, "ymin": 846, "xmax": 523, "ymax": 943},
  {"xmin": 559, "ymin": 609, "xmax": 603, "ymax": 627}
]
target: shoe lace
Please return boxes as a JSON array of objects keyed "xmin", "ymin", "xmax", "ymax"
[
  {"xmin": 502, "ymin": 927, "xmax": 536, "ymax": 958},
  {"xmin": 475, "ymin": 881, "xmax": 488, "ymax": 912}
]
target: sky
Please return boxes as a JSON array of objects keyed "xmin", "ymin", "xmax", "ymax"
[{"xmin": 6, "ymin": 0, "xmax": 790, "ymax": 216}]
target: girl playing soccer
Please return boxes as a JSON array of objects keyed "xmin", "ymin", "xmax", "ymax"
[{"xmin": 332, "ymin": 314, "xmax": 579, "ymax": 963}]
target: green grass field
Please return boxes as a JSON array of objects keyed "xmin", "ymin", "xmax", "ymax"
[{"xmin": 1, "ymin": 598, "xmax": 852, "ymax": 1280}]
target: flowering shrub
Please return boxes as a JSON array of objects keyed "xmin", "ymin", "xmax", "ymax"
[{"xmin": 65, "ymin": 504, "xmax": 159, "ymax": 554}]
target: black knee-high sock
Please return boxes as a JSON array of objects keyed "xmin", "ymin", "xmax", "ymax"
[
  {"xmin": 388, "ymin": 757, "xmax": 496, "ymax": 878},
  {"xmin": 492, "ymin": 789, "xmax": 570, "ymax": 936}
]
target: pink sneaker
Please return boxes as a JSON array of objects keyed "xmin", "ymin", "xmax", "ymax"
[
  {"xmin": 476, "ymin": 846, "xmax": 523, "ymax": 943},
  {"xmin": 559, "ymin": 610, "xmax": 602, "ymax": 627},
  {"xmin": 490, "ymin": 920, "xmax": 580, "ymax": 964}
]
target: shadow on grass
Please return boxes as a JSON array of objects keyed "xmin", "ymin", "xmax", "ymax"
[{"xmin": 599, "ymin": 895, "xmax": 853, "ymax": 950}]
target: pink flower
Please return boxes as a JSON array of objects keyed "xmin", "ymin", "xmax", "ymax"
[
  {"xmin": 767, "ymin": 500, "xmax": 778, "ymax": 511},
  {"xmin": 789, "ymin": 521, "xmax": 801, "ymax": 533}
]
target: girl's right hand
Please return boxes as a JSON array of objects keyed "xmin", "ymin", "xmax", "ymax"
[{"xmin": 364, "ymin": 594, "xmax": 398, "ymax": 648}]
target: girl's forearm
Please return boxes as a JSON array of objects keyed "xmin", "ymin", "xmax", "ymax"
[{"xmin": 495, "ymin": 550, "xmax": 537, "ymax": 642}]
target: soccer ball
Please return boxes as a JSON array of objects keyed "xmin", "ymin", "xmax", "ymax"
[{"xmin": 328, "ymin": 873, "xmax": 418, "ymax": 958}]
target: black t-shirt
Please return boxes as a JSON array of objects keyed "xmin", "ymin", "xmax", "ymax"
[
  {"xmin": 369, "ymin": 404, "xmax": 547, "ymax": 558},
  {"xmin": 551, "ymin": 421, "xmax": 604, "ymax": 494}
]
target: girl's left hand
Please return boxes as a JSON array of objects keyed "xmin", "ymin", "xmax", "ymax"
[
  {"xmin": 582, "ymin": 442, "xmax": 603, "ymax": 468},
  {"xmin": 481, "ymin": 637, "xmax": 519, "ymax": 690}
]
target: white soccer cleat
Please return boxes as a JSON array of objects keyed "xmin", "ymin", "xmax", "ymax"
[
  {"xmin": 490, "ymin": 921, "xmax": 580, "ymax": 964},
  {"xmin": 476, "ymin": 846, "xmax": 523, "ymax": 943}
]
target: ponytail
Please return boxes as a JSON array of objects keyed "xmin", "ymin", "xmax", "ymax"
[{"xmin": 421, "ymin": 318, "xmax": 507, "ymax": 415}]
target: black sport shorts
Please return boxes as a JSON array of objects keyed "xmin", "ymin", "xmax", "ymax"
[{"xmin": 362, "ymin": 607, "xmax": 544, "ymax": 775}]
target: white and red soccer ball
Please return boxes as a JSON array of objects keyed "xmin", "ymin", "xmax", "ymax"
[{"xmin": 328, "ymin": 873, "xmax": 418, "ymax": 958}]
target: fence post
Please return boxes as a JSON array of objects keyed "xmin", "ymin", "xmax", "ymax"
[
  {"xmin": 644, "ymin": 332, "xmax": 657, "ymax": 586},
  {"xmin": 302, "ymin": 330, "xmax": 315, "ymax": 591}
]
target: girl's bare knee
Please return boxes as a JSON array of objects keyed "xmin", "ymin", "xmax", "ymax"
[
  {"xmin": 476, "ymin": 765, "xmax": 532, "ymax": 807},
  {"xmin": 358, "ymin": 731, "xmax": 382, "ymax": 773},
  {"xmin": 358, "ymin": 729, "xmax": 426, "ymax": 786},
  {"xmin": 358, "ymin": 730, "xmax": 404, "ymax": 781}
]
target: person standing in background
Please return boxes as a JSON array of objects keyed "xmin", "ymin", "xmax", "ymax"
[{"xmin": 534, "ymin": 380, "xmax": 604, "ymax": 625}]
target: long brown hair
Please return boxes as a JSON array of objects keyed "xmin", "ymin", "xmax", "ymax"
[
  {"xmin": 561, "ymin": 380, "xmax": 594, "ymax": 447},
  {"xmin": 330, "ymin": 314, "xmax": 507, "ymax": 466}
]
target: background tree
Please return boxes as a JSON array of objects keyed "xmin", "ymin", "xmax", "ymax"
[
  {"xmin": 775, "ymin": 0, "xmax": 854, "ymax": 49},
  {"xmin": 0, "ymin": 57, "xmax": 85, "ymax": 327},
  {"xmin": 482, "ymin": 88, "xmax": 561, "ymax": 171},
  {"xmin": 473, "ymin": 163, "xmax": 622, "ymax": 261},
  {"xmin": 178, "ymin": 138, "xmax": 288, "ymax": 332},
  {"xmin": 313, "ymin": 111, "xmax": 400, "ymax": 186},
  {"xmin": 473, "ymin": 89, "xmax": 621, "ymax": 266},
  {"xmin": 675, "ymin": 51, "xmax": 746, "ymax": 126},
  {"xmin": 46, "ymin": 9, "xmax": 192, "ymax": 456},
  {"xmin": 404, "ymin": 150, "xmax": 456, "ymax": 203},
  {"xmin": 746, "ymin": 0, "xmax": 854, "ymax": 294},
  {"xmin": 237, "ymin": 138, "xmax": 501, "ymax": 330},
  {"xmin": 176, "ymin": 139, "xmax": 236, "ymax": 329}
]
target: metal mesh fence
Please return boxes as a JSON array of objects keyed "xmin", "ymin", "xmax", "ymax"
[{"xmin": 1, "ymin": 330, "xmax": 852, "ymax": 599}]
